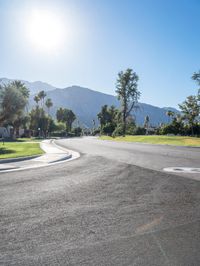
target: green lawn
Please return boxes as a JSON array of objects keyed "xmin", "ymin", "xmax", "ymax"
[
  {"xmin": 100, "ymin": 135, "xmax": 200, "ymax": 147},
  {"xmin": 0, "ymin": 142, "xmax": 44, "ymax": 159},
  {"xmin": 15, "ymin": 137, "xmax": 42, "ymax": 142}
]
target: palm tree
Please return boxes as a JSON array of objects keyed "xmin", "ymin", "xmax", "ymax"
[
  {"xmin": 56, "ymin": 108, "xmax": 76, "ymax": 133},
  {"xmin": 45, "ymin": 98, "xmax": 53, "ymax": 115},
  {"xmin": 166, "ymin": 110, "xmax": 174, "ymax": 123},
  {"xmin": 11, "ymin": 80, "xmax": 30, "ymax": 112},
  {"xmin": 34, "ymin": 95, "xmax": 40, "ymax": 106},
  {"xmin": 11, "ymin": 80, "xmax": 29, "ymax": 99},
  {"xmin": 38, "ymin": 90, "xmax": 47, "ymax": 107},
  {"xmin": 192, "ymin": 70, "xmax": 200, "ymax": 86}
]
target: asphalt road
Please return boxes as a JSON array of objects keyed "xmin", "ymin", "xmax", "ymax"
[
  {"xmin": 57, "ymin": 137, "xmax": 200, "ymax": 179},
  {"xmin": 1, "ymin": 137, "xmax": 200, "ymax": 265}
]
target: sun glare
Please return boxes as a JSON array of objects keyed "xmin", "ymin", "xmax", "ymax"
[{"xmin": 27, "ymin": 10, "xmax": 65, "ymax": 52}]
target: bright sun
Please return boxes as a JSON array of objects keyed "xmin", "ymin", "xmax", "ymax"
[{"xmin": 27, "ymin": 10, "xmax": 65, "ymax": 52}]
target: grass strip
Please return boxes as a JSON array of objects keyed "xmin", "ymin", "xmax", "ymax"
[
  {"xmin": 100, "ymin": 135, "xmax": 200, "ymax": 147},
  {"xmin": 0, "ymin": 142, "xmax": 44, "ymax": 159}
]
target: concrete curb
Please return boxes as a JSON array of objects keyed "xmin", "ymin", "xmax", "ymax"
[
  {"xmin": 0, "ymin": 140, "xmax": 80, "ymax": 173},
  {"xmin": 49, "ymin": 140, "xmax": 73, "ymax": 162},
  {"xmin": 52, "ymin": 140, "xmax": 71, "ymax": 153},
  {"xmin": 0, "ymin": 139, "xmax": 71, "ymax": 165},
  {"xmin": 0, "ymin": 139, "xmax": 79, "ymax": 173},
  {"xmin": 0, "ymin": 155, "xmax": 40, "ymax": 164},
  {"xmin": 49, "ymin": 154, "xmax": 72, "ymax": 163},
  {"xmin": 53, "ymin": 140, "xmax": 80, "ymax": 161}
]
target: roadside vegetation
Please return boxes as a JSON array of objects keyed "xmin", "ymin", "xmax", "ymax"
[
  {"xmin": 16, "ymin": 137, "xmax": 42, "ymax": 142},
  {"xmin": 0, "ymin": 81, "xmax": 82, "ymax": 140},
  {"xmin": 100, "ymin": 135, "xmax": 200, "ymax": 147},
  {"xmin": 0, "ymin": 141, "xmax": 43, "ymax": 159},
  {"xmin": 97, "ymin": 69, "xmax": 200, "ymax": 140},
  {"xmin": 0, "ymin": 81, "xmax": 80, "ymax": 158},
  {"xmin": 0, "ymin": 68, "xmax": 200, "ymax": 153}
]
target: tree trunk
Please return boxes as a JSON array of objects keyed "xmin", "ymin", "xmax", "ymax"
[
  {"xmin": 191, "ymin": 124, "xmax": 194, "ymax": 136},
  {"xmin": 16, "ymin": 127, "xmax": 20, "ymax": 138},
  {"xmin": 122, "ymin": 100, "xmax": 127, "ymax": 137},
  {"xmin": 122, "ymin": 111, "xmax": 126, "ymax": 137}
]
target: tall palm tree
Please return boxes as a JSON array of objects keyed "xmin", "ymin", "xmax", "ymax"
[
  {"xmin": 38, "ymin": 90, "xmax": 47, "ymax": 107},
  {"xmin": 45, "ymin": 98, "xmax": 53, "ymax": 115},
  {"xmin": 34, "ymin": 95, "xmax": 40, "ymax": 106},
  {"xmin": 11, "ymin": 80, "xmax": 29, "ymax": 99},
  {"xmin": 11, "ymin": 80, "xmax": 30, "ymax": 112}
]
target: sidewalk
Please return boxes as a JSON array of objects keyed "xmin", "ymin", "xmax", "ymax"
[{"xmin": 0, "ymin": 139, "xmax": 76, "ymax": 172}]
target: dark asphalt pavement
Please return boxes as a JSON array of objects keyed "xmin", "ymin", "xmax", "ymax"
[
  {"xmin": 1, "ymin": 137, "xmax": 200, "ymax": 265},
  {"xmin": 56, "ymin": 137, "xmax": 200, "ymax": 179}
]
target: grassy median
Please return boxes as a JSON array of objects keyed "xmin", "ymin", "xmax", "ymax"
[
  {"xmin": 0, "ymin": 141, "xmax": 44, "ymax": 159},
  {"xmin": 100, "ymin": 135, "xmax": 200, "ymax": 147}
]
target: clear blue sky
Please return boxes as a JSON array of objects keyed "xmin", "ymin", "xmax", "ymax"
[{"xmin": 0, "ymin": 0, "xmax": 200, "ymax": 108}]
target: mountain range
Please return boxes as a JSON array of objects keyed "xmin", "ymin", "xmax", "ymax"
[{"xmin": 0, "ymin": 78, "xmax": 178, "ymax": 127}]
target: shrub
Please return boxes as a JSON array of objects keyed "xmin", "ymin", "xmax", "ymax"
[
  {"xmin": 132, "ymin": 126, "xmax": 146, "ymax": 135},
  {"xmin": 72, "ymin": 127, "xmax": 82, "ymax": 137}
]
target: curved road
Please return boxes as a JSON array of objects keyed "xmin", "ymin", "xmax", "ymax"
[
  {"xmin": 56, "ymin": 137, "xmax": 200, "ymax": 178},
  {"xmin": 1, "ymin": 137, "xmax": 200, "ymax": 265}
]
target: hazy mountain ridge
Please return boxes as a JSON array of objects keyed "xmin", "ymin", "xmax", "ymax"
[{"xmin": 0, "ymin": 78, "xmax": 179, "ymax": 127}]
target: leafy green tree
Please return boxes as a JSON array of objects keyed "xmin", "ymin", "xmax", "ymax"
[
  {"xmin": 0, "ymin": 82, "xmax": 29, "ymax": 126},
  {"xmin": 158, "ymin": 118, "xmax": 185, "ymax": 135},
  {"xmin": 179, "ymin": 95, "xmax": 199, "ymax": 136},
  {"xmin": 55, "ymin": 122, "xmax": 66, "ymax": 132},
  {"xmin": 132, "ymin": 126, "xmax": 146, "ymax": 135},
  {"xmin": 12, "ymin": 115, "xmax": 30, "ymax": 138},
  {"xmin": 97, "ymin": 105, "xmax": 110, "ymax": 131},
  {"xmin": 97, "ymin": 105, "xmax": 119, "ymax": 135},
  {"xmin": 116, "ymin": 68, "xmax": 140, "ymax": 136},
  {"xmin": 29, "ymin": 106, "xmax": 49, "ymax": 137},
  {"xmin": 47, "ymin": 117, "xmax": 57, "ymax": 136},
  {"xmin": 72, "ymin": 127, "xmax": 82, "ymax": 137},
  {"xmin": 56, "ymin": 107, "xmax": 76, "ymax": 133}
]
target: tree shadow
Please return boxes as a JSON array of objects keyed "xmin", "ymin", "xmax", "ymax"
[{"xmin": 0, "ymin": 147, "xmax": 15, "ymax": 154}]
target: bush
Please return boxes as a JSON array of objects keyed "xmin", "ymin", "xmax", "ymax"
[
  {"xmin": 72, "ymin": 127, "xmax": 82, "ymax": 137},
  {"xmin": 112, "ymin": 124, "xmax": 123, "ymax": 137},
  {"xmin": 102, "ymin": 122, "xmax": 116, "ymax": 136},
  {"xmin": 50, "ymin": 130, "xmax": 66, "ymax": 137},
  {"xmin": 132, "ymin": 126, "xmax": 146, "ymax": 135},
  {"xmin": 158, "ymin": 120, "xmax": 185, "ymax": 135},
  {"xmin": 93, "ymin": 128, "xmax": 100, "ymax": 136},
  {"xmin": 184, "ymin": 124, "xmax": 200, "ymax": 136},
  {"xmin": 126, "ymin": 122, "xmax": 136, "ymax": 135}
]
